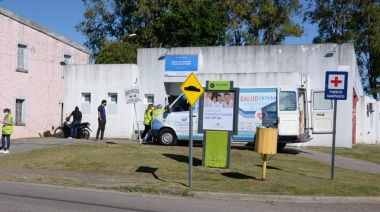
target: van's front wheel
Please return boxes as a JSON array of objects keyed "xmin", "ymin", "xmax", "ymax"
[{"xmin": 158, "ymin": 129, "xmax": 177, "ymax": 146}]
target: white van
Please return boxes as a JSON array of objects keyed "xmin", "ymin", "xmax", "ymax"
[{"xmin": 151, "ymin": 86, "xmax": 333, "ymax": 149}]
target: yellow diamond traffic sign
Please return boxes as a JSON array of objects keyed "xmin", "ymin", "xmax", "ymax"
[{"xmin": 180, "ymin": 72, "xmax": 205, "ymax": 106}]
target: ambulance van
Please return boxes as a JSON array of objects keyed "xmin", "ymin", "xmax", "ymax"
[{"xmin": 151, "ymin": 86, "xmax": 332, "ymax": 149}]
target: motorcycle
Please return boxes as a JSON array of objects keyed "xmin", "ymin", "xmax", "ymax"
[{"xmin": 54, "ymin": 118, "xmax": 92, "ymax": 139}]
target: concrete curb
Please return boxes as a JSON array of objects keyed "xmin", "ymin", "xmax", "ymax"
[{"xmin": 194, "ymin": 191, "xmax": 380, "ymax": 204}]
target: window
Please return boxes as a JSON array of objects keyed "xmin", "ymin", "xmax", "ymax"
[
  {"xmin": 279, "ymin": 91, "xmax": 296, "ymax": 111},
  {"xmin": 109, "ymin": 93, "xmax": 118, "ymax": 104},
  {"xmin": 63, "ymin": 54, "xmax": 73, "ymax": 64},
  {"xmin": 171, "ymin": 95, "xmax": 190, "ymax": 112},
  {"xmin": 83, "ymin": 93, "xmax": 91, "ymax": 103},
  {"xmin": 313, "ymin": 92, "xmax": 333, "ymax": 110},
  {"xmin": 15, "ymin": 98, "xmax": 26, "ymax": 125},
  {"xmin": 81, "ymin": 93, "xmax": 91, "ymax": 114},
  {"xmin": 108, "ymin": 93, "xmax": 118, "ymax": 114},
  {"xmin": 61, "ymin": 54, "xmax": 73, "ymax": 79},
  {"xmin": 16, "ymin": 44, "xmax": 28, "ymax": 72},
  {"xmin": 145, "ymin": 94, "xmax": 154, "ymax": 104}
]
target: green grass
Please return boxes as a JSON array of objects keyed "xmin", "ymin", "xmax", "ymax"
[
  {"xmin": 0, "ymin": 143, "xmax": 379, "ymax": 196},
  {"xmin": 308, "ymin": 144, "xmax": 380, "ymax": 164}
]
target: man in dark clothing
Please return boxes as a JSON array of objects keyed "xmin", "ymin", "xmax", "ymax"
[
  {"xmin": 95, "ymin": 100, "xmax": 107, "ymax": 141},
  {"xmin": 67, "ymin": 106, "xmax": 82, "ymax": 139}
]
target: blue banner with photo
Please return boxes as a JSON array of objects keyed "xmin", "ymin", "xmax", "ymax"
[{"xmin": 165, "ymin": 55, "xmax": 198, "ymax": 76}]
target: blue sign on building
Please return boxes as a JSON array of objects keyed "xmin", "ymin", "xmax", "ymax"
[
  {"xmin": 165, "ymin": 55, "xmax": 198, "ymax": 76},
  {"xmin": 325, "ymin": 71, "xmax": 348, "ymax": 100}
]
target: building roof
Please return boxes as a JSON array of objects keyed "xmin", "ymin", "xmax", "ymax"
[{"xmin": 0, "ymin": 6, "xmax": 90, "ymax": 54}]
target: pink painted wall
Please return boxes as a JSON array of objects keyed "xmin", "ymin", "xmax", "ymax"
[{"xmin": 0, "ymin": 8, "xmax": 90, "ymax": 138}]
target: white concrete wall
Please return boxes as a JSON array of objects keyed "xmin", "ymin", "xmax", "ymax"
[
  {"xmin": 62, "ymin": 43, "xmax": 379, "ymax": 148},
  {"xmin": 64, "ymin": 64, "xmax": 138, "ymax": 139},
  {"xmin": 137, "ymin": 44, "xmax": 362, "ymax": 147},
  {"xmin": 356, "ymin": 96, "xmax": 379, "ymax": 144}
]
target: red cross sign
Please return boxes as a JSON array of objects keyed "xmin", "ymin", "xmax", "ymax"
[
  {"xmin": 330, "ymin": 76, "xmax": 342, "ymax": 87},
  {"xmin": 325, "ymin": 71, "xmax": 348, "ymax": 100}
]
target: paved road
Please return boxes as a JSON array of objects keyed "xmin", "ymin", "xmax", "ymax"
[
  {"xmin": 1, "ymin": 138, "xmax": 379, "ymax": 204},
  {"xmin": 1, "ymin": 181, "xmax": 379, "ymax": 212}
]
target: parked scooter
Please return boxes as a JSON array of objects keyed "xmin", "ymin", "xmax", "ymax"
[{"xmin": 54, "ymin": 118, "xmax": 91, "ymax": 139}]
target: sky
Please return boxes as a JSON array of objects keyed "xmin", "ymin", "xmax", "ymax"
[
  {"xmin": 1, "ymin": 0, "xmax": 88, "ymax": 45},
  {"xmin": 0, "ymin": 0, "xmax": 318, "ymax": 47}
]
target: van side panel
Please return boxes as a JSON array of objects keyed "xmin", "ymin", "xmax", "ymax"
[{"xmin": 152, "ymin": 87, "xmax": 307, "ymax": 144}]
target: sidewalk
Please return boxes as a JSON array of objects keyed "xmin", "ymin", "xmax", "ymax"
[
  {"xmin": 1, "ymin": 138, "xmax": 379, "ymax": 204},
  {"xmin": 281, "ymin": 147, "xmax": 380, "ymax": 174}
]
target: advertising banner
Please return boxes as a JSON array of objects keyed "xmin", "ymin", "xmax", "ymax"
[
  {"xmin": 238, "ymin": 88, "xmax": 277, "ymax": 133},
  {"xmin": 202, "ymin": 91, "xmax": 235, "ymax": 131}
]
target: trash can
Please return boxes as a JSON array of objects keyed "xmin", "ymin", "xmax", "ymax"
[{"xmin": 254, "ymin": 127, "xmax": 278, "ymax": 154}]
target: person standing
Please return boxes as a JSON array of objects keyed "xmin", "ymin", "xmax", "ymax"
[
  {"xmin": 152, "ymin": 104, "xmax": 165, "ymax": 119},
  {"xmin": 0, "ymin": 108, "xmax": 14, "ymax": 154},
  {"xmin": 67, "ymin": 106, "xmax": 82, "ymax": 139},
  {"xmin": 95, "ymin": 100, "xmax": 107, "ymax": 141},
  {"xmin": 141, "ymin": 104, "xmax": 153, "ymax": 142}
]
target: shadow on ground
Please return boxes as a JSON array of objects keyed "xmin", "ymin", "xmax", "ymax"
[
  {"xmin": 135, "ymin": 166, "xmax": 164, "ymax": 181},
  {"xmin": 255, "ymin": 164, "xmax": 325, "ymax": 180},
  {"xmin": 162, "ymin": 154, "xmax": 202, "ymax": 166},
  {"xmin": 135, "ymin": 166, "xmax": 188, "ymax": 187},
  {"xmin": 277, "ymin": 148, "xmax": 313, "ymax": 155},
  {"xmin": 222, "ymin": 172, "xmax": 257, "ymax": 180}
]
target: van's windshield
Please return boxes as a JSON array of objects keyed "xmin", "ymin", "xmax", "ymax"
[{"xmin": 171, "ymin": 95, "xmax": 190, "ymax": 112}]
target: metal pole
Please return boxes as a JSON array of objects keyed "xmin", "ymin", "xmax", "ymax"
[
  {"xmin": 331, "ymin": 99, "xmax": 337, "ymax": 180},
  {"xmin": 189, "ymin": 106, "xmax": 193, "ymax": 187},
  {"xmin": 134, "ymin": 103, "xmax": 141, "ymax": 146},
  {"xmin": 262, "ymin": 154, "xmax": 267, "ymax": 181}
]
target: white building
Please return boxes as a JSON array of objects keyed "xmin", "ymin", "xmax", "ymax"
[{"xmin": 63, "ymin": 43, "xmax": 380, "ymax": 147}]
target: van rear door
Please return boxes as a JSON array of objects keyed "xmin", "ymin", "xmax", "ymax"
[
  {"xmin": 311, "ymin": 90, "xmax": 334, "ymax": 133},
  {"xmin": 277, "ymin": 87, "xmax": 299, "ymax": 136}
]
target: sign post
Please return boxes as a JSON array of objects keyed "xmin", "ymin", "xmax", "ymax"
[
  {"xmin": 180, "ymin": 72, "xmax": 204, "ymax": 187},
  {"xmin": 198, "ymin": 81, "xmax": 239, "ymax": 169},
  {"xmin": 125, "ymin": 86, "xmax": 142, "ymax": 146},
  {"xmin": 324, "ymin": 71, "xmax": 348, "ymax": 180}
]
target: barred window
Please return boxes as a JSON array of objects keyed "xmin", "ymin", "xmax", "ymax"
[
  {"xmin": 15, "ymin": 99, "xmax": 26, "ymax": 125},
  {"xmin": 16, "ymin": 44, "xmax": 28, "ymax": 73}
]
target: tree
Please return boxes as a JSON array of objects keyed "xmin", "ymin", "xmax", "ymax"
[
  {"xmin": 223, "ymin": 0, "xmax": 304, "ymax": 45},
  {"xmin": 77, "ymin": 0, "xmax": 305, "ymax": 62},
  {"xmin": 351, "ymin": 0, "xmax": 380, "ymax": 99},
  {"xmin": 75, "ymin": 0, "xmax": 115, "ymax": 57},
  {"xmin": 95, "ymin": 41, "xmax": 138, "ymax": 64},
  {"xmin": 304, "ymin": 0, "xmax": 355, "ymax": 44},
  {"xmin": 76, "ymin": 0, "xmax": 169, "ymax": 57},
  {"xmin": 305, "ymin": 0, "xmax": 380, "ymax": 99},
  {"xmin": 152, "ymin": 0, "xmax": 228, "ymax": 47}
]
